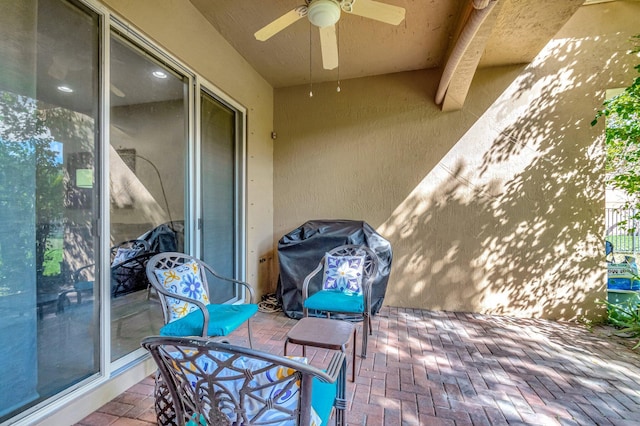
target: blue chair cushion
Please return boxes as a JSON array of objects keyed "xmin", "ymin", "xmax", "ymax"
[
  {"xmin": 160, "ymin": 303, "xmax": 258, "ymax": 337},
  {"xmin": 74, "ymin": 280, "xmax": 93, "ymax": 291},
  {"xmin": 304, "ymin": 290, "xmax": 364, "ymax": 313},
  {"xmin": 311, "ymin": 376, "xmax": 337, "ymax": 424}
]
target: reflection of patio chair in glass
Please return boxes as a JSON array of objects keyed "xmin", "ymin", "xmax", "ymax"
[
  {"xmin": 110, "ymin": 239, "xmax": 156, "ymax": 298},
  {"xmin": 72, "ymin": 262, "xmax": 96, "ymax": 304},
  {"xmin": 146, "ymin": 252, "xmax": 258, "ymax": 348},
  {"xmin": 70, "ymin": 239, "xmax": 156, "ymax": 303},
  {"xmin": 302, "ymin": 244, "xmax": 379, "ymax": 358},
  {"xmin": 142, "ymin": 335, "xmax": 347, "ymax": 426},
  {"xmin": 36, "ymin": 289, "xmax": 72, "ymax": 320}
]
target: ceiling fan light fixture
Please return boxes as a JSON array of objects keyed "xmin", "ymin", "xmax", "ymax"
[{"xmin": 308, "ymin": 0, "xmax": 341, "ymax": 28}]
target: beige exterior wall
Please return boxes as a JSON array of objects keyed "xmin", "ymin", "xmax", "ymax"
[
  {"xmin": 273, "ymin": 1, "xmax": 640, "ymax": 321},
  {"xmin": 101, "ymin": 0, "xmax": 274, "ymax": 294}
]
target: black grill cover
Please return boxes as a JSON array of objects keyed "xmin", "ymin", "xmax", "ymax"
[{"xmin": 276, "ymin": 220, "xmax": 392, "ymax": 319}]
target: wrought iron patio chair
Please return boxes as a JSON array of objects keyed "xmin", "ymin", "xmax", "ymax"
[
  {"xmin": 146, "ymin": 252, "xmax": 258, "ymax": 348},
  {"xmin": 302, "ymin": 244, "xmax": 379, "ymax": 358},
  {"xmin": 141, "ymin": 335, "xmax": 346, "ymax": 426},
  {"xmin": 110, "ymin": 239, "xmax": 156, "ymax": 298}
]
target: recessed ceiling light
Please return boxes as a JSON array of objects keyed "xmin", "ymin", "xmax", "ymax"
[
  {"xmin": 57, "ymin": 85, "xmax": 73, "ymax": 93},
  {"xmin": 152, "ymin": 70, "xmax": 167, "ymax": 79}
]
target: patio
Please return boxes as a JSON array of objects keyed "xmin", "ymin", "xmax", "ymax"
[{"xmin": 76, "ymin": 306, "xmax": 640, "ymax": 425}]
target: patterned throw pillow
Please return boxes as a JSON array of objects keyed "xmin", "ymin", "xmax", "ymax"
[
  {"xmin": 154, "ymin": 261, "xmax": 210, "ymax": 322},
  {"xmin": 322, "ymin": 254, "xmax": 364, "ymax": 295},
  {"xmin": 112, "ymin": 247, "xmax": 141, "ymax": 266}
]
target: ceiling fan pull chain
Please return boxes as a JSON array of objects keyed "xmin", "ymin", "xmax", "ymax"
[
  {"xmin": 337, "ymin": 22, "xmax": 341, "ymax": 92},
  {"xmin": 309, "ymin": 22, "xmax": 314, "ymax": 98}
]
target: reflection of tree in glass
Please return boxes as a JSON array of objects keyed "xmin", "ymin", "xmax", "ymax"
[
  {"xmin": 0, "ymin": 91, "xmax": 66, "ymax": 285},
  {"xmin": 593, "ymin": 34, "xmax": 640, "ymax": 221}
]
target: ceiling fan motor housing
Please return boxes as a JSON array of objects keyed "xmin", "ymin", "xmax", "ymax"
[{"xmin": 308, "ymin": 0, "xmax": 341, "ymax": 27}]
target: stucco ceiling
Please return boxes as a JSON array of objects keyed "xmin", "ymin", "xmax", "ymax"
[{"xmin": 190, "ymin": 0, "xmax": 586, "ymax": 93}]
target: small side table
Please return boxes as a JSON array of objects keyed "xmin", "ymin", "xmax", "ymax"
[{"xmin": 284, "ymin": 316, "xmax": 357, "ymax": 382}]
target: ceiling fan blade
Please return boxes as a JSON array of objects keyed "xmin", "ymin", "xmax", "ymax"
[
  {"xmin": 319, "ymin": 25, "xmax": 339, "ymax": 70},
  {"xmin": 347, "ymin": 0, "xmax": 405, "ymax": 25},
  {"xmin": 254, "ymin": 7, "xmax": 307, "ymax": 41}
]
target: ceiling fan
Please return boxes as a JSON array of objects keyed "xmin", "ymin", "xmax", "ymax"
[{"xmin": 254, "ymin": 0, "xmax": 405, "ymax": 70}]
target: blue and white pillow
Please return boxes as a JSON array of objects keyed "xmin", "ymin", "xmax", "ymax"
[
  {"xmin": 176, "ymin": 350, "xmax": 322, "ymax": 425},
  {"xmin": 154, "ymin": 261, "xmax": 210, "ymax": 321},
  {"xmin": 322, "ymin": 254, "xmax": 364, "ymax": 295},
  {"xmin": 112, "ymin": 247, "xmax": 141, "ymax": 266}
]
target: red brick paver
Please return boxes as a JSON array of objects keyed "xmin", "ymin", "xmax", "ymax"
[{"xmin": 77, "ymin": 307, "xmax": 640, "ymax": 425}]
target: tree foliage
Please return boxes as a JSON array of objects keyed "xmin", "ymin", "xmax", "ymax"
[
  {"xmin": 0, "ymin": 92, "xmax": 65, "ymax": 282},
  {"xmin": 593, "ymin": 35, "xmax": 640, "ymax": 210}
]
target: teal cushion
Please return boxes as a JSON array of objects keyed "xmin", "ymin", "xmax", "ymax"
[
  {"xmin": 74, "ymin": 280, "xmax": 93, "ymax": 291},
  {"xmin": 311, "ymin": 376, "xmax": 337, "ymax": 424},
  {"xmin": 304, "ymin": 290, "xmax": 364, "ymax": 313},
  {"xmin": 160, "ymin": 303, "xmax": 258, "ymax": 337}
]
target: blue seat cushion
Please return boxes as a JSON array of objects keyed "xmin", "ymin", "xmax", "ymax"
[
  {"xmin": 304, "ymin": 290, "xmax": 364, "ymax": 313},
  {"xmin": 160, "ymin": 303, "xmax": 258, "ymax": 337},
  {"xmin": 312, "ymin": 376, "xmax": 337, "ymax": 424}
]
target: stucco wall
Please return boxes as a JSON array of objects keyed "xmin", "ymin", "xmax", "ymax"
[
  {"xmin": 100, "ymin": 0, "xmax": 274, "ymax": 294},
  {"xmin": 273, "ymin": 1, "xmax": 640, "ymax": 321}
]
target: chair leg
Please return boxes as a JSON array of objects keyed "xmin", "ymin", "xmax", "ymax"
[
  {"xmin": 247, "ymin": 317, "xmax": 254, "ymax": 349},
  {"xmin": 154, "ymin": 370, "xmax": 178, "ymax": 426},
  {"xmin": 361, "ymin": 313, "xmax": 369, "ymax": 359},
  {"xmin": 334, "ymin": 356, "xmax": 347, "ymax": 426},
  {"xmin": 352, "ymin": 328, "xmax": 357, "ymax": 382}
]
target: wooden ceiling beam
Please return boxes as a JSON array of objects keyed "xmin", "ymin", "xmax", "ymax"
[{"xmin": 436, "ymin": 0, "xmax": 503, "ymax": 111}]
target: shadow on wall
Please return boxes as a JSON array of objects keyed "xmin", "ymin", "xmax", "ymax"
[{"xmin": 380, "ymin": 33, "xmax": 631, "ymax": 321}]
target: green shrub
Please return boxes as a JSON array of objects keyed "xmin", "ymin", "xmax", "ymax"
[{"xmin": 602, "ymin": 297, "xmax": 640, "ymax": 349}]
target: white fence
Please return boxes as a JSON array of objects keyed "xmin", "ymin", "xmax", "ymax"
[{"xmin": 606, "ymin": 208, "xmax": 640, "ymax": 253}]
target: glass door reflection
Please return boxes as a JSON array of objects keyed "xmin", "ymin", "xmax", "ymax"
[{"xmin": 109, "ymin": 31, "xmax": 188, "ymax": 361}]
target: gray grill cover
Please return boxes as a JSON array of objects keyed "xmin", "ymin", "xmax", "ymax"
[{"xmin": 276, "ymin": 220, "xmax": 393, "ymax": 319}]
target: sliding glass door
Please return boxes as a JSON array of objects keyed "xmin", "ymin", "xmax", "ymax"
[
  {"xmin": 0, "ymin": 1, "xmax": 246, "ymax": 421},
  {"xmin": 0, "ymin": 0, "xmax": 100, "ymax": 421},
  {"xmin": 200, "ymin": 90, "xmax": 245, "ymax": 303},
  {"xmin": 109, "ymin": 30, "xmax": 188, "ymax": 362}
]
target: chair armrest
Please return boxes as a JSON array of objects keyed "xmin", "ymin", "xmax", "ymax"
[
  {"xmin": 319, "ymin": 350, "xmax": 347, "ymax": 384},
  {"xmin": 150, "ymin": 285, "xmax": 208, "ymax": 311},
  {"xmin": 301, "ymin": 261, "xmax": 324, "ymax": 301},
  {"xmin": 199, "ymin": 261, "xmax": 256, "ymax": 304},
  {"xmin": 73, "ymin": 263, "xmax": 95, "ymax": 282},
  {"xmin": 150, "ymin": 284, "xmax": 210, "ymax": 336}
]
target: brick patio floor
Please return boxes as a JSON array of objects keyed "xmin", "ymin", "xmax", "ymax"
[{"xmin": 76, "ymin": 307, "xmax": 640, "ymax": 425}]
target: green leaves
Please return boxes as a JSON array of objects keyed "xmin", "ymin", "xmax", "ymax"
[
  {"xmin": 593, "ymin": 34, "xmax": 640, "ymax": 216},
  {"xmin": 601, "ymin": 298, "xmax": 640, "ymax": 349}
]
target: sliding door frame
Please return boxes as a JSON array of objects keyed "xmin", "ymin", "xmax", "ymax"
[{"xmin": 194, "ymin": 80, "xmax": 248, "ymax": 301}]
